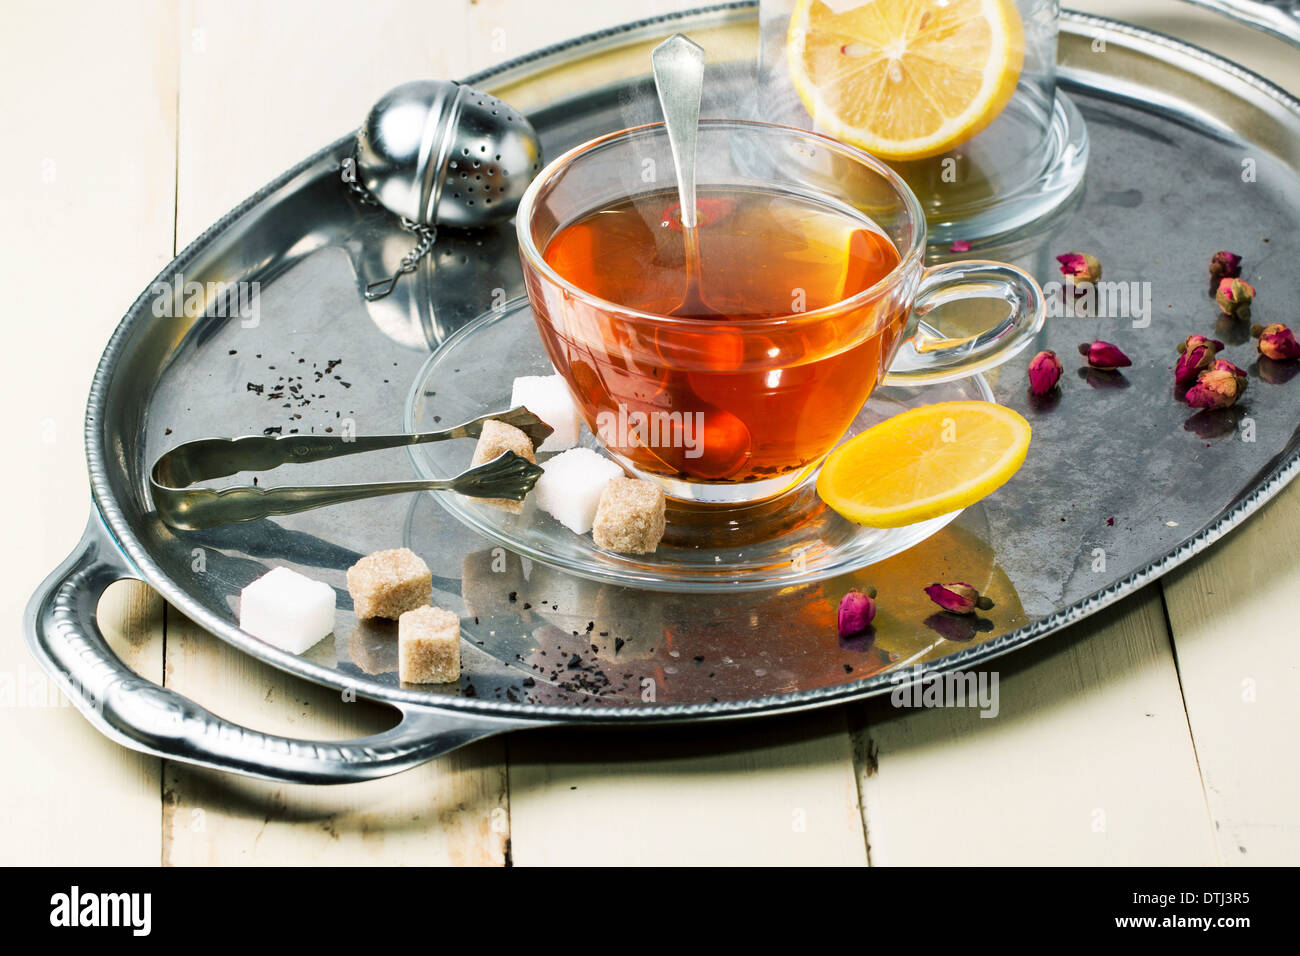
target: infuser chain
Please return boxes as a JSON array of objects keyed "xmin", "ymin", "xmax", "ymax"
[{"xmin": 342, "ymin": 155, "xmax": 439, "ymax": 301}]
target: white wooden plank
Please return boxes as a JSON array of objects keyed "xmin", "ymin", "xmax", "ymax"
[
  {"xmin": 466, "ymin": 0, "xmax": 871, "ymax": 868},
  {"xmin": 856, "ymin": 588, "xmax": 1217, "ymax": 865},
  {"xmin": 162, "ymin": 610, "xmax": 508, "ymax": 865},
  {"xmin": 0, "ymin": 0, "xmax": 177, "ymax": 866},
  {"xmin": 1083, "ymin": 0, "xmax": 1300, "ymax": 867},
  {"xmin": 508, "ymin": 710, "xmax": 867, "ymax": 866},
  {"xmin": 19, "ymin": 0, "xmax": 1288, "ymax": 870},
  {"xmin": 176, "ymin": 0, "xmax": 473, "ymax": 247},
  {"xmin": 465, "ymin": 0, "xmax": 690, "ymax": 72},
  {"xmin": 163, "ymin": 0, "xmax": 508, "ymax": 864},
  {"xmin": 1162, "ymin": 483, "xmax": 1300, "ymax": 864}
]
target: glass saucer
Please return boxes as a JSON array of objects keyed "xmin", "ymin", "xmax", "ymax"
[{"xmin": 403, "ymin": 298, "xmax": 994, "ymax": 593}]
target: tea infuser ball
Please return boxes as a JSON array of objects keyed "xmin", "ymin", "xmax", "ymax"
[{"xmin": 349, "ymin": 79, "xmax": 542, "ymax": 297}]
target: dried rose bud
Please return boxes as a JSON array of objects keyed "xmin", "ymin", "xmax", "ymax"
[
  {"xmin": 1174, "ymin": 334, "xmax": 1224, "ymax": 384},
  {"xmin": 1213, "ymin": 358, "xmax": 1248, "ymax": 388},
  {"xmin": 1251, "ymin": 322, "xmax": 1300, "ymax": 360},
  {"xmin": 950, "ymin": 239, "xmax": 972, "ymax": 253},
  {"xmin": 837, "ymin": 587, "xmax": 876, "ymax": 638},
  {"xmin": 1027, "ymin": 350, "xmax": 1062, "ymax": 396},
  {"xmin": 1077, "ymin": 340, "xmax": 1132, "ymax": 370},
  {"xmin": 924, "ymin": 582, "xmax": 994, "ymax": 615},
  {"xmin": 1208, "ymin": 250, "xmax": 1242, "ymax": 296},
  {"xmin": 1057, "ymin": 251, "xmax": 1102, "ymax": 286},
  {"xmin": 1215, "ymin": 277, "xmax": 1255, "ymax": 318},
  {"xmin": 1185, "ymin": 367, "xmax": 1245, "ymax": 409}
]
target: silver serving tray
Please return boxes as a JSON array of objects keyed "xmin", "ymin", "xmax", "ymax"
[
  {"xmin": 1182, "ymin": 0, "xmax": 1300, "ymax": 48},
  {"xmin": 26, "ymin": 5, "xmax": 1300, "ymax": 783}
]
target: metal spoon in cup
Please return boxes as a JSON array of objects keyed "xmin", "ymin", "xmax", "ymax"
[
  {"xmin": 652, "ymin": 34, "xmax": 714, "ymax": 318},
  {"xmin": 648, "ymin": 34, "xmax": 754, "ymax": 478}
]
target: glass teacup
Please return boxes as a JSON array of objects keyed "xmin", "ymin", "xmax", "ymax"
[{"xmin": 517, "ymin": 120, "xmax": 1043, "ymax": 505}]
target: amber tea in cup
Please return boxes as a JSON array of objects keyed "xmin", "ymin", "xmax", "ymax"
[
  {"xmin": 541, "ymin": 185, "xmax": 903, "ymax": 485},
  {"xmin": 518, "ymin": 121, "xmax": 1045, "ymax": 505}
]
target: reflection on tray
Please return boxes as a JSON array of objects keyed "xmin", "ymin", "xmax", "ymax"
[{"xmin": 383, "ymin": 491, "xmax": 1026, "ymax": 706}]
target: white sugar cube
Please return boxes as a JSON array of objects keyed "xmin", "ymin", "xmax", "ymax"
[
  {"xmin": 511, "ymin": 374, "xmax": 581, "ymax": 452},
  {"xmin": 239, "ymin": 566, "xmax": 336, "ymax": 653},
  {"xmin": 534, "ymin": 448, "xmax": 622, "ymax": 534}
]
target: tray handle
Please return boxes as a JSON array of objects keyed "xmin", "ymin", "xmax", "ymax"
[{"xmin": 24, "ymin": 515, "xmax": 536, "ymax": 784}]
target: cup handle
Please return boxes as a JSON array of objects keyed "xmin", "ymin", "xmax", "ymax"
[{"xmin": 882, "ymin": 259, "xmax": 1045, "ymax": 387}]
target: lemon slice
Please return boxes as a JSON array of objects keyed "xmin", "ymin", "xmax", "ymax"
[
  {"xmin": 817, "ymin": 401, "xmax": 1030, "ymax": 527},
  {"xmin": 787, "ymin": 0, "xmax": 1024, "ymax": 161}
]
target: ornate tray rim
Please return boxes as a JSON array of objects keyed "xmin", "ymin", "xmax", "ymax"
[{"xmin": 54, "ymin": 7, "xmax": 1300, "ymax": 730}]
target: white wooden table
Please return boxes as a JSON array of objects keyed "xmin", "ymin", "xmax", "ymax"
[{"xmin": 3, "ymin": 0, "xmax": 1297, "ymax": 866}]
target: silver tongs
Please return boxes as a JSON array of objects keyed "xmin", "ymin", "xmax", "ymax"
[{"xmin": 150, "ymin": 407, "xmax": 551, "ymax": 531}]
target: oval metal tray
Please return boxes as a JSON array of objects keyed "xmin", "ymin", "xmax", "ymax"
[
  {"xmin": 1182, "ymin": 0, "xmax": 1300, "ymax": 49},
  {"xmin": 25, "ymin": 5, "xmax": 1300, "ymax": 782}
]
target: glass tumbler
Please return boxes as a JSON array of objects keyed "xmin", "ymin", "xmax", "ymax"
[{"xmin": 758, "ymin": 0, "xmax": 1089, "ymax": 243}]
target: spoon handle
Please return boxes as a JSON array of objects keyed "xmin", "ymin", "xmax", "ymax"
[{"xmin": 652, "ymin": 34, "xmax": 705, "ymax": 228}]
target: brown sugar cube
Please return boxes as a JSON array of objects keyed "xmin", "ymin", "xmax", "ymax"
[
  {"xmin": 398, "ymin": 606, "xmax": 461, "ymax": 684},
  {"xmin": 470, "ymin": 419, "xmax": 537, "ymax": 514},
  {"xmin": 346, "ymin": 547, "xmax": 432, "ymax": 620},
  {"xmin": 592, "ymin": 477, "xmax": 666, "ymax": 554}
]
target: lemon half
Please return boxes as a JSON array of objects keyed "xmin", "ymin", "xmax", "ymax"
[{"xmin": 787, "ymin": 0, "xmax": 1024, "ymax": 161}]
